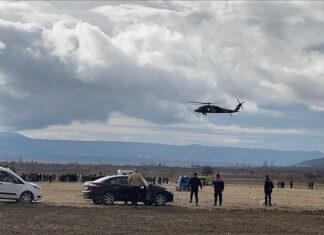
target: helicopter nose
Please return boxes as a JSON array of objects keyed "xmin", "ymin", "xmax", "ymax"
[{"xmin": 195, "ymin": 108, "xmax": 199, "ymax": 112}]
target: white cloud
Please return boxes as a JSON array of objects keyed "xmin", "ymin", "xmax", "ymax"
[
  {"xmin": 0, "ymin": 19, "xmax": 40, "ymax": 32},
  {"xmin": 41, "ymin": 20, "xmax": 115, "ymax": 80},
  {"xmin": 1, "ymin": 1, "xmax": 324, "ymax": 151},
  {"xmin": 111, "ymin": 22, "xmax": 184, "ymax": 67},
  {"xmin": 0, "ymin": 2, "xmax": 203, "ymax": 130},
  {"xmin": 0, "ymin": 1, "xmax": 34, "ymax": 14},
  {"xmin": 309, "ymin": 105, "xmax": 324, "ymax": 112},
  {"xmin": 0, "ymin": 1, "xmax": 73, "ymax": 27},
  {"xmin": 0, "ymin": 40, "xmax": 5, "ymax": 51},
  {"xmin": 92, "ymin": 4, "xmax": 175, "ymax": 23},
  {"xmin": 0, "ymin": 71, "xmax": 6, "ymax": 85}
]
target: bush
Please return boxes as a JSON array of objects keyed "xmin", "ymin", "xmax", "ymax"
[{"xmin": 201, "ymin": 166, "xmax": 214, "ymax": 175}]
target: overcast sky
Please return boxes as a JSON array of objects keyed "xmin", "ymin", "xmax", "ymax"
[{"xmin": 1, "ymin": 1, "xmax": 324, "ymax": 151}]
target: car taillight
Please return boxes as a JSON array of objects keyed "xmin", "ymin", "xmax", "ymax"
[{"xmin": 88, "ymin": 183, "xmax": 103, "ymax": 189}]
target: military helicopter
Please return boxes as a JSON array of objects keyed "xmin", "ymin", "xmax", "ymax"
[{"xmin": 189, "ymin": 99, "xmax": 245, "ymax": 115}]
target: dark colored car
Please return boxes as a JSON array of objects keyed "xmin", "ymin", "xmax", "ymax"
[
  {"xmin": 176, "ymin": 175, "xmax": 190, "ymax": 191},
  {"xmin": 82, "ymin": 175, "xmax": 173, "ymax": 206}
]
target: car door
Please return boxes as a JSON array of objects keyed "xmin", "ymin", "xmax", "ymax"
[
  {"xmin": 119, "ymin": 177, "xmax": 133, "ymax": 201},
  {"xmin": 145, "ymin": 184, "xmax": 153, "ymax": 202},
  {"xmin": 0, "ymin": 170, "xmax": 24, "ymax": 199},
  {"xmin": 109, "ymin": 177, "xmax": 132, "ymax": 201}
]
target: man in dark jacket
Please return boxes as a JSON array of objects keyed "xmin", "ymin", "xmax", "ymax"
[
  {"xmin": 264, "ymin": 175, "xmax": 274, "ymax": 207},
  {"xmin": 188, "ymin": 172, "xmax": 202, "ymax": 206},
  {"xmin": 213, "ymin": 173, "xmax": 224, "ymax": 206}
]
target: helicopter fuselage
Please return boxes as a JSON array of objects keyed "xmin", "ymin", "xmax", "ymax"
[{"xmin": 195, "ymin": 105, "xmax": 239, "ymax": 115}]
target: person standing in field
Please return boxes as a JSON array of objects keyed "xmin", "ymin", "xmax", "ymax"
[
  {"xmin": 128, "ymin": 168, "xmax": 144, "ymax": 206},
  {"xmin": 212, "ymin": 173, "xmax": 224, "ymax": 206},
  {"xmin": 264, "ymin": 175, "xmax": 274, "ymax": 207},
  {"xmin": 188, "ymin": 172, "xmax": 202, "ymax": 206}
]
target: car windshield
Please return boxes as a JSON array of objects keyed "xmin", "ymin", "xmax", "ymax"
[
  {"xmin": 181, "ymin": 177, "xmax": 190, "ymax": 183},
  {"xmin": 94, "ymin": 175, "xmax": 113, "ymax": 183}
]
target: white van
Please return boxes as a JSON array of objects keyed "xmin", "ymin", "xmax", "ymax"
[{"xmin": 0, "ymin": 166, "xmax": 42, "ymax": 203}]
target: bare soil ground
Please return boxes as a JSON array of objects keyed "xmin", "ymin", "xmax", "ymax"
[{"xmin": 1, "ymin": 182, "xmax": 324, "ymax": 234}]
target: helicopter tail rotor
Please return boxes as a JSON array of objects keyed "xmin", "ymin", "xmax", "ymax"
[{"xmin": 236, "ymin": 99, "xmax": 245, "ymax": 110}]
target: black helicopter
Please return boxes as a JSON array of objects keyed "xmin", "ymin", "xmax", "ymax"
[{"xmin": 189, "ymin": 99, "xmax": 245, "ymax": 115}]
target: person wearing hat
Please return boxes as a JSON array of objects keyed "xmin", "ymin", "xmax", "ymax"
[
  {"xmin": 128, "ymin": 168, "xmax": 144, "ymax": 206},
  {"xmin": 264, "ymin": 175, "xmax": 274, "ymax": 207},
  {"xmin": 188, "ymin": 172, "xmax": 202, "ymax": 206}
]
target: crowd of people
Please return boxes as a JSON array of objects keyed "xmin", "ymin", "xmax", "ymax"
[
  {"xmin": 19, "ymin": 172, "xmax": 170, "ymax": 185},
  {"xmin": 144, "ymin": 176, "xmax": 169, "ymax": 185},
  {"xmin": 20, "ymin": 173, "xmax": 103, "ymax": 183}
]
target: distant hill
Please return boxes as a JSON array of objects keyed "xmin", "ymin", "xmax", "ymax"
[
  {"xmin": 0, "ymin": 132, "xmax": 323, "ymax": 166},
  {"xmin": 296, "ymin": 158, "xmax": 324, "ymax": 168}
]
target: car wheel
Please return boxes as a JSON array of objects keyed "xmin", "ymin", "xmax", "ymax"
[
  {"xmin": 102, "ymin": 192, "xmax": 115, "ymax": 205},
  {"xmin": 154, "ymin": 193, "xmax": 166, "ymax": 206},
  {"xmin": 20, "ymin": 191, "xmax": 33, "ymax": 203},
  {"xmin": 92, "ymin": 198, "xmax": 102, "ymax": 205}
]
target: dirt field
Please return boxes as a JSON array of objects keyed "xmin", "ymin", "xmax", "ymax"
[{"xmin": 1, "ymin": 182, "xmax": 324, "ymax": 234}]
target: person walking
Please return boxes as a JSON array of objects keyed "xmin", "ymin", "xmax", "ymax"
[
  {"xmin": 188, "ymin": 172, "xmax": 202, "ymax": 206},
  {"xmin": 128, "ymin": 169, "xmax": 144, "ymax": 206},
  {"xmin": 212, "ymin": 173, "xmax": 224, "ymax": 206},
  {"xmin": 264, "ymin": 175, "xmax": 274, "ymax": 207}
]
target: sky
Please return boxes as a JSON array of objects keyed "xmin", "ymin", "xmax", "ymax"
[{"xmin": 0, "ymin": 1, "xmax": 324, "ymax": 151}]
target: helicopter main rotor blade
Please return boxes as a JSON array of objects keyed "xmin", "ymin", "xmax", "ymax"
[{"xmin": 188, "ymin": 101, "xmax": 217, "ymax": 105}]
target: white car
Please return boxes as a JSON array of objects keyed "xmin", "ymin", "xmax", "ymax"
[{"xmin": 0, "ymin": 166, "xmax": 42, "ymax": 203}]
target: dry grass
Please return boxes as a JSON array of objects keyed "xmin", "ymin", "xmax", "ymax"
[
  {"xmin": 1, "ymin": 181, "xmax": 324, "ymax": 234},
  {"xmin": 171, "ymin": 183, "xmax": 324, "ymax": 210},
  {"xmin": 38, "ymin": 181, "xmax": 324, "ymax": 211}
]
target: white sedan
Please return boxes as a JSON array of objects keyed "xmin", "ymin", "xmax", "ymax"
[{"xmin": 0, "ymin": 166, "xmax": 42, "ymax": 203}]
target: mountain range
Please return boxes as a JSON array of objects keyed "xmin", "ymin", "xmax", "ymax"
[
  {"xmin": 0, "ymin": 132, "xmax": 323, "ymax": 167},
  {"xmin": 295, "ymin": 158, "xmax": 324, "ymax": 168}
]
